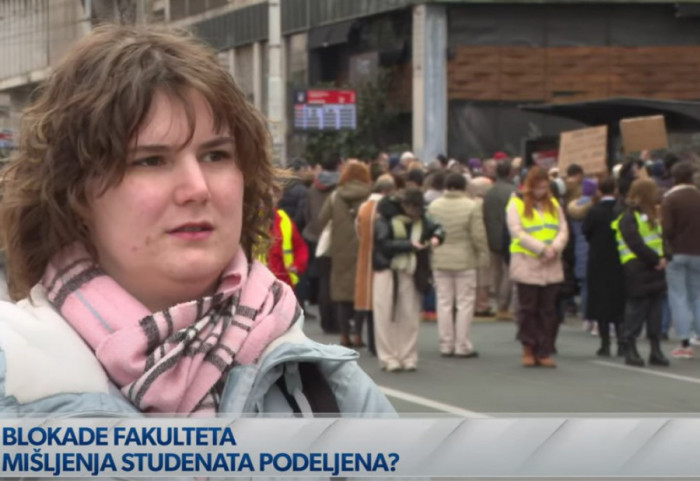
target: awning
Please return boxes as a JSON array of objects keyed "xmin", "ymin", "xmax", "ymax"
[
  {"xmin": 308, "ymin": 20, "xmax": 355, "ymax": 49},
  {"xmin": 520, "ymin": 97, "xmax": 700, "ymax": 133}
]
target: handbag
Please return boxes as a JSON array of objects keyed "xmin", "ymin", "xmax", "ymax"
[{"xmin": 315, "ymin": 191, "xmax": 336, "ymax": 258}]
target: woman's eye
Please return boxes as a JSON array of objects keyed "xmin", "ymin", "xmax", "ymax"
[
  {"xmin": 132, "ymin": 156, "xmax": 164, "ymax": 167},
  {"xmin": 202, "ymin": 150, "xmax": 231, "ymax": 163}
]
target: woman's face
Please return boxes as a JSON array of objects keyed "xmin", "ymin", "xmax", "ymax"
[
  {"xmin": 86, "ymin": 90, "xmax": 244, "ymax": 311},
  {"xmin": 532, "ymin": 180, "xmax": 550, "ymax": 200}
]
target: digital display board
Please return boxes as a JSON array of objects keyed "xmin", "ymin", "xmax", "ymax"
[{"xmin": 293, "ymin": 89, "xmax": 356, "ymax": 131}]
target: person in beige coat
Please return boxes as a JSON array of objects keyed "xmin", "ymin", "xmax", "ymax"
[
  {"xmin": 428, "ymin": 173, "xmax": 490, "ymax": 357},
  {"xmin": 469, "ymin": 176, "xmax": 494, "ymax": 316},
  {"xmin": 507, "ymin": 166, "xmax": 569, "ymax": 368}
]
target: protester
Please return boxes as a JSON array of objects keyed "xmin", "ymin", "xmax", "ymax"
[
  {"xmin": 567, "ymin": 178, "xmax": 596, "ymax": 331},
  {"xmin": 373, "ymin": 188, "xmax": 444, "ymax": 371},
  {"xmin": 469, "ymin": 176, "xmax": 494, "ymax": 317},
  {"xmin": 303, "ymin": 152, "xmax": 342, "ymax": 334},
  {"xmin": 0, "ymin": 25, "xmax": 393, "ymax": 416},
  {"xmin": 662, "ymin": 161, "xmax": 700, "ymax": 359},
  {"xmin": 428, "ymin": 173, "xmax": 488, "ymax": 357},
  {"xmin": 582, "ymin": 177, "xmax": 625, "ymax": 357},
  {"xmin": 613, "ymin": 179, "xmax": 670, "ymax": 367},
  {"xmin": 263, "ymin": 207, "xmax": 308, "ymax": 288},
  {"xmin": 279, "ymin": 158, "xmax": 310, "ymax": 228},
  {"xmin": 483, "ymin": 160, "xmax": 516, "ymax": 320},
  {"xmin": 320, "ymin": 161, "xmax": 372, "ymax": 347},
  {"xmin": 355, "ymin": 174, "xmax": 396, "ymax": 355},
  {"xmin": 563, "ymin": 163, "xmax": 584, "ymax": 206},
  {"xmin": 507, "ymin": 167, "xmax": 569, "ymax": 368},
  {"xmin": 424, "ymin": 170, "xmax": 445, "ymax": 206}
]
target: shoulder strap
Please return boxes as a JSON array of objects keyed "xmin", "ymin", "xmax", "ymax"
[
  {"xmin": 275, "ymin": 362, "xmax": 340, "ymax": 415},
  {"xmin": 299, "ymin": 362, "xmax": 341, "ymax": 415}
]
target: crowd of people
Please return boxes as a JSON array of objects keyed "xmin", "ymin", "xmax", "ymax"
[{"xmin": 266, "ymin": 148, "xmax": 700, "ymax": 372}]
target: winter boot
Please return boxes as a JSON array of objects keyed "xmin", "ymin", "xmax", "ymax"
[
  {"xmin": 649, "ymin": 338, "xmax": 670, "ymax": 367},
  {"xmin": 625, "ymin": 342, "xmax": 645, "ymax": 367}
]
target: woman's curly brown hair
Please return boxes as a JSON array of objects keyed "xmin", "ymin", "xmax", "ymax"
[{"xmin": 0, "ymin": 24, "xmax": 278, "ymax": 300}]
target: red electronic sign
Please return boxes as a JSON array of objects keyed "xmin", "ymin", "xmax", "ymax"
[{"xmin": 305, "ymin": 90, "xmax": 356, "ymax": 105}]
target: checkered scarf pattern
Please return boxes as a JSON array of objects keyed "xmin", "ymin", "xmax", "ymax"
[{"xmin": 42, "ymin": 244, "xmax": 300, "ymax": 414}]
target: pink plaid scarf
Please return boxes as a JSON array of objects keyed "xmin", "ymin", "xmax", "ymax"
[{"xmin": 42, "ymin": 244, "xmax": 300, "ymax": 415}]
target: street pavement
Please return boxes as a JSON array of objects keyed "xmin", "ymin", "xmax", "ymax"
[{"xmin": 303, "ymin": 312, "xmax": 700, "ymax": 415}]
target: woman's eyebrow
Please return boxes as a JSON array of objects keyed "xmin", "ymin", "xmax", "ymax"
[
  {"xmin": 131, "ymin": 137, "xmax": 235, "ymax": 155},
  {"xmin": 199, "ymin": 137, "xmax": 235, "ymax": 150}
]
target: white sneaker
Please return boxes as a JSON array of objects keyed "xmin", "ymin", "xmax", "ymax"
[{"xmin": 690, "ymin": 335, "xmax": 700, "ymax": 347}]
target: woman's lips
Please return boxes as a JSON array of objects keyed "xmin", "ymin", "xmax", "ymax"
[{"xmin": 168, "ymin": 223, "xmax": 214, "ymax": 241}]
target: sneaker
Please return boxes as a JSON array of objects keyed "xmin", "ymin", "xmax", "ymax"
[
  {"xmin": 402, "ymin": 363, "xmax": 417, "ymax": 371},
  {"xmin": 386, "ymin": 362, "xmax": 402, "ymax": 372},
  {"xmin": 671, "ymin": 346, "xmax": 693, "ymax": 359},
  {"xmin": 690, "ymin": 336, "xmax": 700, "ymax": 347}
]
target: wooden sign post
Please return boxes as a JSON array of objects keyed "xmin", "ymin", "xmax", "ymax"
[{"xmin": 558, "ymin": 125, "xmax": 608, "ymax": 175}]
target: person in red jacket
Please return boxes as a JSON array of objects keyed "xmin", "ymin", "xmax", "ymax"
[{"xmin": 266, "ymin": 209, "xmax": 308, "ymax": 287}]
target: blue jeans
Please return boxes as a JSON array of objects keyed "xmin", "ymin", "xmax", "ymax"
[{"xmin": 667, "ymin": 254, "xmax": 700, "ymax": 340}]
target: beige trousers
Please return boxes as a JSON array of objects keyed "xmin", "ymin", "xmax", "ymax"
[
  {"xmin": 373, "ymin": 270, "xmax": 421, "ymax": 369},
  {"xmin": 434, "ymin": 269, "xmax": 477, "ymax": 355}
]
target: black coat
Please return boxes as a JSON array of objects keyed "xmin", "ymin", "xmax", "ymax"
[
  {"xmin": 372, "ymin": 196, "xmax": 445, "ymax": 292},
  {"xmin": 582, "ymin": 199, "xmax": 626, "ymax": 321},
  {"xmin": 618, "ymin": 208, "xmax": 666, "ymax": 299},
  {"xmin": 279, "ymin": 180, "xmax": 308, "ymax": 230}
]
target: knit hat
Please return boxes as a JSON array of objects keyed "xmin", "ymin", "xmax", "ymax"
[
  {"xmin": 581, "ymin": 178, "xmax": 597, "ymax": 197},
  {"xmin": 468, "ymin": 158, "xmax": 482, "ymax": 170}
]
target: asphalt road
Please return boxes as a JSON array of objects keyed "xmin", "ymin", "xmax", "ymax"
[{"xmin": 303, "ymin": 313, "xmax": 700, "ymax": 415}]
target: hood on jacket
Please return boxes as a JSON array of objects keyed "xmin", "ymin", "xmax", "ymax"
[
  {"xmin": 377, "ymin": 195, "xmax": 404, "ymax": 219},
  {"xmin": 567, "ymin": 197, "xmax": 593, "ymax": 221},
  {"xmin": 313, "ymin": 170, "xmax": 339, "ymax": 191},
  {"xmin": 336, "ymin": 180, "xmax": 371, "ymax": 203}
]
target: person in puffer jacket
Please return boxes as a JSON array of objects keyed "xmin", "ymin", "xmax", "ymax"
[{"xmin": 372, "ymin": 188, "xmax": 445, "ymax": 372}]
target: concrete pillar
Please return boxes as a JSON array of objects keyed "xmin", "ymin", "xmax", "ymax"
[
  {"xmin": 267, "ymin": 0, "xmax": 286, "ymax": 165},
  {"xmin": 252, "ymin": 41, "xmax": 263, "ymax": 112},
  {"xmin": 412, "ymin": 3, "xmax": 447, "ymax": 163},
  {"xmin": 228, "ymin": 48, "xmax": 236, "ymax": 79}
]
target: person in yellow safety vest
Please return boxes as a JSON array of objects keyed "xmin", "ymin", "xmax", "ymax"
[
  {"xmin": 259, "ymin": 209, "xmax": 308, "ymax": 288},
  {"xmin": 506, "ymin": 166, "xmax": 569, "ymax": 369},
  {"xmin": 611, "ymin": 178, "xmax": 670, "ymax": 368}
]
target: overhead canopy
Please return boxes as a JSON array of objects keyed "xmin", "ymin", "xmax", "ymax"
[
  {"xmin": 308, "ymin": 20, "xmax": 356, "ymax": 49},
  {"xmin": 520, "ymin": 97, "xmax": 700, "ymax": 133}
]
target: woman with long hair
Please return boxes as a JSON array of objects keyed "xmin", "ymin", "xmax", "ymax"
[
  {"xmin": 506, "ymin": 167, "xmax": 569, "ymax": 368},
  {"xmin": 613, "ymin": 178, "xmax": 669, "ymax": 367},
  {"xmin": 320, "ymin": 160, "xmax": 372, "ymax": 347}
]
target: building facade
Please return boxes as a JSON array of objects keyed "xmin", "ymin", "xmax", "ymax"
[{"xmin": 2, "ymin": 0, "xmax": 700, "ymax": 161}]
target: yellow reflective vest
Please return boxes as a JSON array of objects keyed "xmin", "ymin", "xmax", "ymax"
[
  {"xmin": 508, "ymin": 195, "xmax": 561, "ymax": 258},
  {"xmin": 277, "ymin": 209, "xmax": 299, "ymax": 286},
  {"xmin": 256, "ymin": 209, "xmax": 299, "ymax": 286},
  {"xmin": 610, "ymin": 211, "xmax": 663, "ymax": 265}
]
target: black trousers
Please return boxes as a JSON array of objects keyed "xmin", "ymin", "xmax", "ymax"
[
  {"xmin": 517, "ymin": 283, "xmax": 560, "ymax": 358},
  {"xmin": 621, "ymin": 293, "xmax": 663, "ymax": 345},
  {"xmin": 337, "ymin": 301, "xmax": 357, "ymax": 336},
  {"xmin": 317, "ymin": 256, "xmax": 338, "ymax": 334}
]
